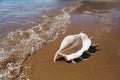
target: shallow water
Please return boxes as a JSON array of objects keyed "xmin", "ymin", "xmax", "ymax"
[
  {"xmin": 0, "ymin": 0, "xmax": 77, "ymax": 37},
  {"xmin": 0, "ymin": 0, "xmax": 120, "ymax": 80},
  {"xmin": 71, "ymin": 1, "xmax": 120, "ymax": 39},
  {"xmin": 0, "ymin": 0, "xmax": 80, "ymax": 80}
]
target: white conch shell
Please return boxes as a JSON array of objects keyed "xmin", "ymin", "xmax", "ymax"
[{"xmin": 54, "ymin": 31, "xmax": 92, "ymax": 63}]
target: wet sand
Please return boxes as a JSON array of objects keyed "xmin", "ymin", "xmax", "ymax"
[
  {"xmin": 26, "ymin": 10, "xmax": 120, "ymax": 80},
  {"xmin": 0, "ymin": 1, "xmax": 119, "ymax": 80}
]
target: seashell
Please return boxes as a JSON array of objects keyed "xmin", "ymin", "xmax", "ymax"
[{"xmin": 54, "ymin": 31, "xmax": 92, "ymax": 63}]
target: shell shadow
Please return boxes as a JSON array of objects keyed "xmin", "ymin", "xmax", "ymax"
[{"xmin": 56, "ymin": 44, "xmax": 101, "ymax": 63}]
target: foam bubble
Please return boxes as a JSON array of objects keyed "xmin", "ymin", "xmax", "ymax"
[{"xmin": 0, "ymin": 4, "xmax": 80, "ymax": 79}]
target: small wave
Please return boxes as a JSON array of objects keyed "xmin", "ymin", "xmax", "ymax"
[{"xmin": 0, "ymin": 3, "xmax": 80, "ymax": 80}]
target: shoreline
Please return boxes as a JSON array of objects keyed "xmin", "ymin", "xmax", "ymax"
[
  {"xmin": 27, "ymin": 1, "xmax": 120, "ymax": 79},
  {"xmin": 28, "ymin": 9, "xmax": 120, "ymax": 80},
  {"xmin": 0, "ymin": 0, "xmax": 120, "ymax": 80},
  {"xmin": 0, "ymin": 2, "xmax": 81, "ymax": 79}
]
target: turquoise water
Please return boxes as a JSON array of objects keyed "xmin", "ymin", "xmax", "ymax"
[{"xmin": 0, "ymin": 0, "xmax": 76, "ymax": 36}]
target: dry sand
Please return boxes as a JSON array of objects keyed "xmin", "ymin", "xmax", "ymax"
[{"xmin": 22, "ymin": 2, "xmax": 120, "ymax": 79}]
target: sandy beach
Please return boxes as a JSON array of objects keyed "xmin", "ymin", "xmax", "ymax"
[
  {"xmin": 27, "ymin": 4, "xmax": 120, "ymax": 80},
  {"xmin": 0, "ymin": 0, "xmax": 120, "ymax": 80}
]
